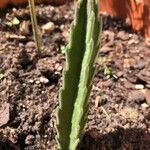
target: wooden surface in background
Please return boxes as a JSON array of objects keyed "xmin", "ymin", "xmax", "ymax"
[{"xmin": 100, "ymin": 0, "xmax": 150, "ymax": 39}]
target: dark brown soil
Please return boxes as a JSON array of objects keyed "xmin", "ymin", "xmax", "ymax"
[{"xmin": 0, "ymin": 2, "xmax": 150, "ymax": 150}]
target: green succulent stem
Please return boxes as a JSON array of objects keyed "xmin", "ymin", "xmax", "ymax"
[
  {"xmin": 56, "ymin": 0, "xmax": 102, "ymax": 149},
  {"xmin": 28, "ymin": 0, "xmax": 41, "ymax": 53}
]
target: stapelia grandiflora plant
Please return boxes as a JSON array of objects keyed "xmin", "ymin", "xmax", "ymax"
[
  {"xmin": 28, "ymin": 0, "xmax": 41, "ymax": 53},
  {"xmin": 56, "ymin": 0, "xmax": 102, "ymax": 149}
]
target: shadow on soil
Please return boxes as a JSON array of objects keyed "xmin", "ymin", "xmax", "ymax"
[
  {"xmin": 78, "ymin": 127, "xmax": 150, "ymax": 150},
  {"xmin": 0, "ymin": 127, "xmax": 149, "ymax": 150}
]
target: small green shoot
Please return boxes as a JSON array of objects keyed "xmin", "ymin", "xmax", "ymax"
[
  {"xmin": 6, "ymin": 17, "xmax": 20, "ymax": 27},
  {"xmin": 60, "ymin": 45, "xmax": 66, "ymax": 54},
  {"xmin": 104, "ymin": 66, "xmax": 112, "ymax": 79},
  {"xmin": 0, "ymin": 73, "xmax": 4, "ymax": 80}
]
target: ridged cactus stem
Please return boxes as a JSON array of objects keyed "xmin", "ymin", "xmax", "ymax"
[{"xmin": 56, "ymin": 0, "xmax": 102, "ymax": 149}]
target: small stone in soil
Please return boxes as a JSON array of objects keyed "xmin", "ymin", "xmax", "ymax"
[
  {"xmin": 141, "ymin": 103, "xmax": 149, "ymax": 109},
  {"xmin": 35, "ymin": 80, "xmax": 40, "ymax": 84},
  {"xmin": 26, "ymin": 41, "xmax": 36, "ymax": 48},
  {"xmin": 29, "ymin": 79, "xmax": 34, "ymax": 83},
  {"xmin": 134, "ymin": 61, "xmax": 146, "ymax": 70},
  {"xmin": 116, "ymin": 71, "xmax": 124, "ymax": 78},
  {"xmin": 40, "ymin": 76, "xmax": 49, "ymax": 84},
  {"xmin": 42, "ymin": 22, "xmax": 55, "ymax": 33},
  {"xmin": 20, "ymin": 20, "xmax": 30, "ymax": 35},
  {"xmin": 128, "ymin": 90, "xmax": 145, "ymax": 104},
  {"xmin": 117, "ymin": 31, "xmax": 129, "ymax": 41},
  {"xmin": 123, "ymin": 80, "xmax": 135, "ymax": 89},
  {"xmin": 135, "ymin": 84, "xmax": 144, "ymax": 90},
  {"xmin": 57, "ymin": 66, "xmax": 63, "ymax": 71},
  {"xmin": 0, "ymin": 103, "xmax": 10, "ymax": 127},
  {"xmin": 25, "ymin": 135, "xmax": 35, "ymax": 145},
  {"xmin": 128, "ymin": 39, "xmax": 139, "ymax": 45}
]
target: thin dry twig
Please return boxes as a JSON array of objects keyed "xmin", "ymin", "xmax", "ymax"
[{"xmin": 28, "ymin": 0, "xmax": 42, "ymax": 53}]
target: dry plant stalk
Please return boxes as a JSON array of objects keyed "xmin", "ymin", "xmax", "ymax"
[{"xmin": 28, "ymin": 0, "xmax": 41, "ymax": 53}]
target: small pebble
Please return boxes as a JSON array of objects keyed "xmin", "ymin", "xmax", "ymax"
[
  {"xmin": 12, "ymin": 8, "xmax": 17, "ymax": 12},
  {"xmin": 116, "ymin": 71, "xmax": 123, "ymax": 77},
  {"xmin": 20, "ymin": 20, "xmax": 30, "ymax": 35},
  {"xmin": 22, "ymin": 83, "xmax": 26, "ymax": 87},
  {"xmin": 42, "ymin": 22, "xmax": 55, "ymax": 33},
  {"xmin": 124, "ymin": 123, "xmax": 130, "ymax": 129},
  {"xmin": 135, "ymin": 84, "xmax": 144, "ymax": 90},
  {"xmin": 115, "ymin": 104, "xmax": 119, "ymax": 108},
  {"xmin": 128, "ymin": 90, "xmax": 145, "ymax": 103},
  {"xmin": 55, "ymin": 63, "xmax": 60, "ymax": 69},
  {"xmin": 26, "ymin": 41, "xmax": 36, "ymax": 48},
  {"xmin": 117, "ymin": 31, "xmax": 129, "ymax": 41},
  {"xmin": 141, "ymin": 103, "xmax": 149, "ymax": 109},
  {"xmin": 25, "ymin": 135, "xmax": 35, "ymax": 145},
  {"xmin": 35, "ymin": 80, "xmax": 40, "ymax": 84},
  {"xmin": 18, "ymin": 43, "xmax": 24, "ymax": 48},
  {"xmin": 29, "ymin": 79, "xmax": 34, "ymax": 83},
  {"xmin": 57, "ymin": 66, "xmax": 63, "ymax": 71},
  {"xmin": 40, "ymin": 77, "xmax": 49, "ymax": 84},
  {"xmin": 128, "ymin": 39, "xmax": 139, "ymax": 45}
]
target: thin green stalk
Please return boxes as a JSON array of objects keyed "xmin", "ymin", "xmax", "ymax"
[{"xmin": 28, "ymin": 0, "xmax": 41, "ymax": 53}]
